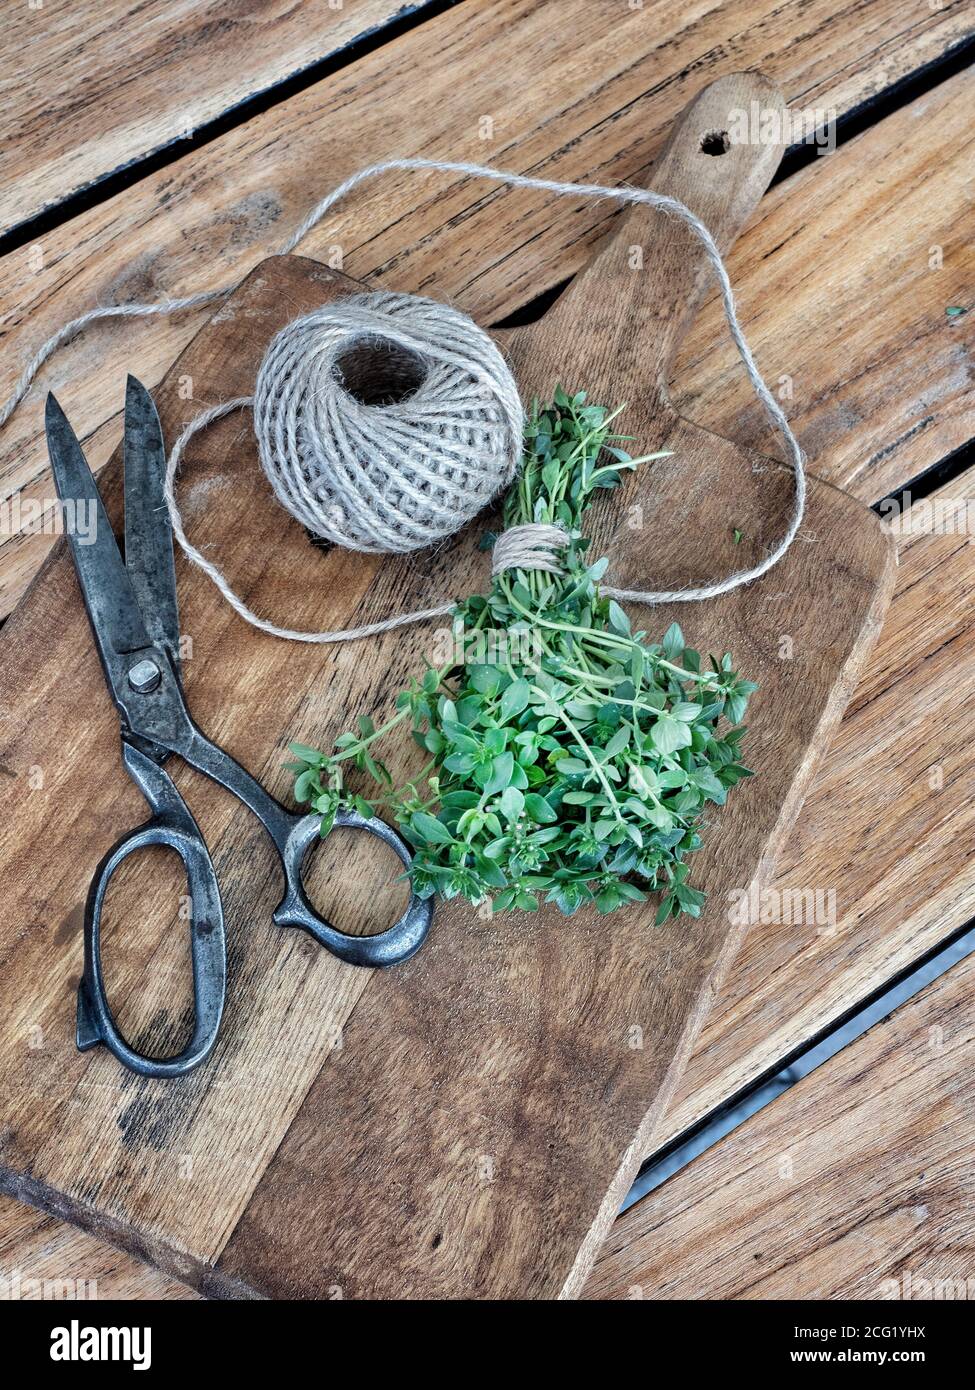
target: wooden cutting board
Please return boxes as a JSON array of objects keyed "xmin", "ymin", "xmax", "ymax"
[{"xmin": 0, "ymin": 73, "xmax": 894, "ymax": 1298}]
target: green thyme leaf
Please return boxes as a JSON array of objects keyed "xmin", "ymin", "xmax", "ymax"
[{"xmin": 289, "ymin": 393, "xmax": 756, "ymax": 923}]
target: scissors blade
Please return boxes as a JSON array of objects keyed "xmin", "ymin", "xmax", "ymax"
[
  {"xmin": 46, "ymin": 393, "xmax": 153, "ymax": 670},
  {"xmin": 123, "ymin": 376, "xmax": 179, "ymax": 665}
]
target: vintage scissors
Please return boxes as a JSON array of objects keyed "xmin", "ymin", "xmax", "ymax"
[{"xmin": 46, "ymin": 377, "xmax": 432, "ymax": 1079}]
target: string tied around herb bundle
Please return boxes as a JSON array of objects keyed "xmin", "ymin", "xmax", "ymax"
[{"xmin": 1, "ymin": 157, "xmax": 806, "ymax": 642}]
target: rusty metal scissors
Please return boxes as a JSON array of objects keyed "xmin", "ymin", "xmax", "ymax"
[{"xmin": 46, "ymin": 377, "xmax": 431, "ymax": 1079}]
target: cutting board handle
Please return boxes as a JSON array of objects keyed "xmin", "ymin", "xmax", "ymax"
[{"xmin": 510, "ymin": 71, "xmax": 787, "ymax": 404}]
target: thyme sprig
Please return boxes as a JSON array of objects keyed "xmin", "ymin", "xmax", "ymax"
[{"xmin": 289, "ymin": 389, "xmax": 756, "ymax": 921}]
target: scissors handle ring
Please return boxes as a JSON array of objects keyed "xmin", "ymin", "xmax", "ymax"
[
  {"xmin": 77, "ymin": 742, "xmax": 226, "ymax": 1079},
  {"xmin": 273, "ymin": 808, "xmax": 433, "ymax": 967},
  {"xmin": 182, "ymin": 729, "xmax": 433, "ymax": 969}
]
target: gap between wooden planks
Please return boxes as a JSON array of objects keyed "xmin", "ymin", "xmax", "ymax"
[
  {"xmin": 0, "ymin": 0, "xmax": 971, "ymax": 615},
  {"xmin": 0, "ymin": 0, "xmax": 415, "ymax": 234},
  {"xmin": 1, "ymin": 43, "xmax": 968, "ymax": 1284},
  {"xmin": 611, "ymin": 460, "xmax": 975, "ymax": 1153},
  {"xmin": 2, "ymin": 461, "xmax": 972, "ymax": 1300},
  {"xmin": 586, "ymin": 947, "xmax": 975, "ymax": 1299},
  {"xmin": 585, "ymin": 476, "xmax": 975, "ymax": 1292},
  {"xmin": 670, "ymin": 67, "xmax": 975, "ymax": 502},
  {"xmin": 0, "ymin": 68, "xmax": 897, "ymax": 1293},
  {"xmin": 1, "ymin": 138, "xmax": 970, "ymax": 1296},
  {"xmin": 0, "ymin": 0, "xmax": 968, "ymax": 1289}
]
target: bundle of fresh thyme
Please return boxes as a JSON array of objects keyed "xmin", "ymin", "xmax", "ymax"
[{"xmin": 289, "ymin": 389, "xmax": 756, "ymax": 922}]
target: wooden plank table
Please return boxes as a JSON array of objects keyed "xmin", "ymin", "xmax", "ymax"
[
  {"xmin": 588, "ymin": 950, "xmax": 975, "ymax": 1300},
  {"xmin": 1, "ymin": 0, "xmax": 973, "ymax": 1298},
  {"xmin": 4, "ymin": 462, "xmax": 972, "ymax": 1301},
  {"xmin": 0, "ymin": 0, "xmax": 421, "ymax": 233},
  {"xmin": 2, "ymin": 0, "xmax": 971, "ymax": 615}
]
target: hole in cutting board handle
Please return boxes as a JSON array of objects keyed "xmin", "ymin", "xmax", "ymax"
[{"xmin": 700, "ymin": 129, "xmax": 730, "ymax": 156}]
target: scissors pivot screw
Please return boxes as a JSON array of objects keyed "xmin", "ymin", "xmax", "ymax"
[{"xmin": 127, "ymin": 658, "xmax": 162, "ymax": 693}]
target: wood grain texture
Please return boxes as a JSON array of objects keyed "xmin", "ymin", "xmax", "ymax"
[
  {"xmin": 1, "ymin": 0, "xmax": 969, "ymax": 616},
  {"xmin": 638, "ymin": 466, "xmax": 975, "ymax": 1149},
  {"xmin": 0, "ymin": 1193, "xmax": 197, "ymax": 1301},
  {"xmin": 673, "ymin": 65, "xmax": 975, "ymax": 505},
  {"xmin": 0, "ymin": 0, "xmax": 417, "ymax": 233},
  {"xmin": 0, "ymin": 74, "xmax": 893, "ymax": 1299},
  {"xmin": 583, "ymin": 466, "xmax": 975, "ymax": 1296},
  {"xmin": 3, "ymin": 467, "xmax": 971, "ymax": 1301},
  {"xmin": 586, "ymin": 949, "xmax": 975, "ymax": 1300}
]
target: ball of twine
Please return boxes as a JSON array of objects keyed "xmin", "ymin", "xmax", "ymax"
[
  {"xmin": 252, "ymin": 290, "xmax": 524, "ymax": 554},
  {"xmin": 4, "ymin": 158, "xmax": 807, "ymax": 644}
]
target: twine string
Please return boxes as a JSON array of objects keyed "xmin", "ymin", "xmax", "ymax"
[
  {"xmin": 3, "ymin": 157, "xmax": 806, "ymax": 643},
  {"xmin": 491, "ymin": 524, "xmax": 570, "ymax": 576}
]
